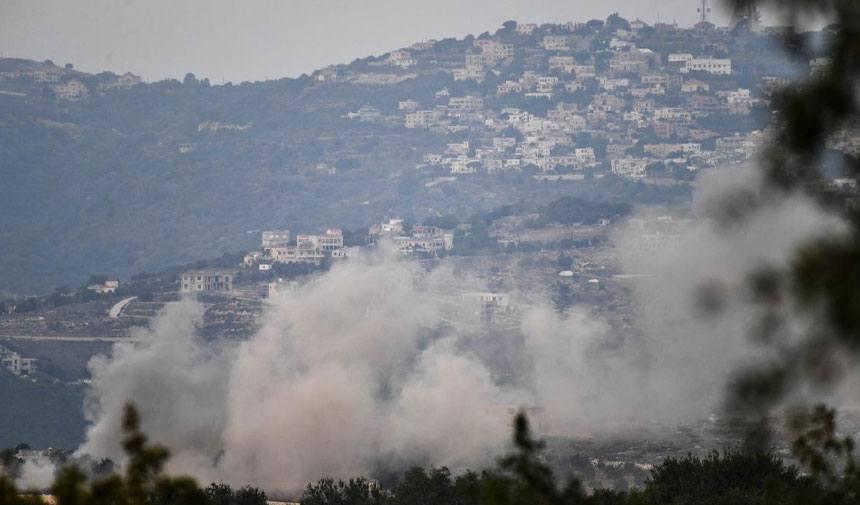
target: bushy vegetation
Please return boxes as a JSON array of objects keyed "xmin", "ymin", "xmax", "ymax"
[
  {"xmin": 537, "ymin": 197, "xmax": 630, "ymax": 226},
  {"xmin": 298, "ymin": 415, "xmax": 825, "ymax": 505}
]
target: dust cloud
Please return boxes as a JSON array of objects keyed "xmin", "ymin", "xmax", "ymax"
[{"xmin": 72, "ymin": 165, "xmax": 846, "ymax": 491}]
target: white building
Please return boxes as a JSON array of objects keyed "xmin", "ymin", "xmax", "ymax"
[
  {"xmin": 267, "ymin": 244, "xmax": 325, "ymax": 265},
  {"xmin": 53, "ymin": 79, "xmax": 88, "ymax": 101},
  {"xmin": 98, "ymin": 72, "xmax": 143, "ymax": 91},
  {"xmin": 405, "ymin": 109, "xmax": 444, "ymax": 128},
  {"xmin": 543, "ymin": 35, "xmax": 570, "ymax": 51},
  {"xmin": 262, "ymin": 230, "xmax": 291, "ymax": 248},
  {"xmin": 386, "ymin": 50, "xmax": 417, "ymax": 68},
  {"xmin": 87, "ymin": 280, "xmax": 119, "ymax": 294},
  {"xmin": 297, "ymin": 229, "xmax": 344, "ymax": 251},
  {"xmin": 462, "ymin": 292, "xmax": 510, "ymax": 322},
  {"xmin": 453, "ymin": 67, "xmax": 486, "ymax": 82},
  {"xmin": 611, "ymin": 158, "xmax": 648, "ymax": 178},
  {"xmin": 686, "ymin": 58, "xmax": 732, "ymax": 75},
  {"xmin": 369, "ymin": 218, "xmax": 405, "ymax": 236},
  {"xmin": 398, "ymin": 99, "xmax": 420, "ymax": 111},
  {"xmin": 549, "ymin": 56, "xmax": 576, "ymax": 73},
  {"xmin": 448, "ymin": 95, "xmax": 484, "ymax": 111},
  {"xmin": 180, "ymin": 269, "xmax": 236, "ymax": 293},
  {"xmin": 347, "ymin": 104, "xmax": 383, "ymax": 122},
  {"xmin": 515, "ymin": 23, "xmax": 537, "ymax": 35},
  {"xmin": 0, "ymin": 345, "xmax": 37, "ymax": 376},
  {"xmin": 33, "ymin": 68, "xmax": 61, "ymax": 84}
]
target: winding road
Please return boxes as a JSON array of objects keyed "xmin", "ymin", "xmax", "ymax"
[{"xmin": 108, "ymin": 296, "xmax": 137, "ymax": 318}]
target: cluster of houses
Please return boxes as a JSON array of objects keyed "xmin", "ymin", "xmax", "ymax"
[
  {"xmin": 0, "ymin": 344, "xmax": 37, "ymax": 377},
  {"xmin": 392, "ymin": 22, "xmax": 776, "ymax": 178},
  {"xmin": 325, "ymin": 18, "xmax": 860, "ymax": 181},
  {"xmin": 368, "ymin": 218, "xmax": 455, "ymax": 254},
  {"xmin": 243, "ymin": 228, "xmax": 348, "ymax": 271},
  {"xmin": 181, "ymin": 220, "xmax": 458, "ymax": 295},
  {"xmin": 0, "ymin": 63, "xmax": 142, "ymax": 101}
]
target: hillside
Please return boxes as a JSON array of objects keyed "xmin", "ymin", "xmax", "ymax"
[
  {"xmin": 0, "ymin": 369, "xmax": 86, "ymax": 448},
  {"xmin": 0, "ymin": 17, "xmax": 794, "ymax": 294}
]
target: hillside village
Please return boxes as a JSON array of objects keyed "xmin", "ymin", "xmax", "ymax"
[
  {"xmin": 3, "ymin": 14, "xmax": 860, "ymax": 295},
  {"xmin": 316, "ymin": 17, "xmax": 855, "ymax": 180},
  {"xmin": 3, "ymin": 15, "xmax": 857, "ymax": 186},
  {"xmin": 4, "ymin": 11, "xmax": 860, "ymax": 494}
]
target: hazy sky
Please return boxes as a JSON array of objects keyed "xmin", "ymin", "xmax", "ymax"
[{"xmin": 1, "ymin": 0, "xmax": 740, "ymax": 83}]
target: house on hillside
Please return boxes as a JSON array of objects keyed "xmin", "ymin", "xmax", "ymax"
[
  {"xmin": 53, "ymin": 79, "xmax": 88, "ymax": 101},
  {"xmin": 88, "ymin": 280, "xmax": 119, "ymax": 294},
  {"xmin": 180, "ymin": 269, "xmax": 236, "ymax": 293},
  {"xmin": 0, "ymin": 345, "xmax": 37, "ymax": 376}
]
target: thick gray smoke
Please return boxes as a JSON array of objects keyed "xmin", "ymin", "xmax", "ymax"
[
  {"xmin": 74, "ymin": 164, "xmax": 846, "ymax": 491},
  {"xmin": 78, "ymin": 253, "xmax": 518, "ymax": 490}
]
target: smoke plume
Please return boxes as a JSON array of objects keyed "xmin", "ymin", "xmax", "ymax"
[{"xmin": 75, "ymin": 164, "xmax": 847, "ymax": 491}]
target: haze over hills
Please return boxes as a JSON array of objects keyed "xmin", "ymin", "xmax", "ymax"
[{"xmin": 0, "ymin": 16, "xmax": 800, "ymax": 295}]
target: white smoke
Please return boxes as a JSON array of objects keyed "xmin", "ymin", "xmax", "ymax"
[
  {"xmin": 78, "ymin": 252, "xmax": 519, "ymax": 490},
  {"xmin": 75, "ymin": 164, "xmax": 847, "ymax": 491},
  {"xmin": 15, "ymin": 459, "xmax": 56, "ymax": 491},
  {"xmin": 79, "ymin": 301, "xmax": 232, "ymax": 475}
]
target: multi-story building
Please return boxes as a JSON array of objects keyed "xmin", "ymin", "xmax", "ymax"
[
  {"xmin": 369, "ymin": 219, "xmax": 405, "ymax": 236},
  {"xmin": 33, "ymin": 68, "xmax": 62, "ymax": 84},
  {"xmin": 180, "ymin": 269, "xmax": 236, "ymax": 293},
  {"xmin": 515, "ymin": 23, "xmax": 537, "ymax": 35},
  {"xmin": 386, "ymin": 50, "xmax": 416, "ymax": 68},
  {"xmin": 267, "ymin": 244, "xmax": 325, "ymax": 265},
  {"xmin": 542, "ymin": 35, "xmax": 570, "ymax": 51},
  {"xmin": 98, "ymin": 72, "xmax": 143, "ymax": 91},
  {"xmin": 297, "ymin": 229, "xmax": 344, "ymax": 251},
  {"xmin": 262, "ymin": 230, "xmax": 291, "ymax": 248},
  {"xmin": 548, "ymin": 56, "xmax": 576, "ymax": 73},
  {"xmin": 611, "ymin": 158, "xmax": 648, "ymax": 178},
  {"xmin": 53, "ymin": 79, "xmax": 88, "ymax": 101},
  {"xmin": 686, "ymin": 57, "xmax": 732, "ymax": 75},
  {"xmin": 0, "ymin": 345, "xmax": 37, "ymax": 376},
  {"xmin": 405, "ymin": 109, "xmax": 444, "ymax": 129},
  {"xmin": 448, "ymin": 95, "xmax": 484, "ymax": 111}
]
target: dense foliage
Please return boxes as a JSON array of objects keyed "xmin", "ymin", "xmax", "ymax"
[{"xmin": 299, "ymin": 414, "xmax": 823, "ymax": 505}]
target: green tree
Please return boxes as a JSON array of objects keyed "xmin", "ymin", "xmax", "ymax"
[
  {"xmin": 301, "ymin": 477, "xmax": 390, "ymax": 505},
  {"xmin": 49, "ymin": 403, "xmax": 208, "ymax": 505},
  {"xmin": 640, "ymin": 451, "xmax": 810, "ymax": 505},
  {"xmin": 699, "ymin": 0, "xmax": 860, "ymax": 499},
  {"xmin": 206, "ymin": 483, "xmax": 235, "ymax": 505},
  {"xmin": 480, "ymin": 413, "xmax": 586, "ymax": 505},
  {"xmin": 233, "ymin": 485, "xmax": 267, "ymax": 505},
  {"xmin": 392, "ymin": 467, "xmax": 454, "ymax": 505},
  {"xmin": 715, "ymin": 0, "xmax": 860, "ymax": 435}
]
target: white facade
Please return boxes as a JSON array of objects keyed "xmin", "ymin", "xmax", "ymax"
[
  {"xmin": 611, "ymin": 158, "xmax": 648, "ymax": 178},
  {"xmin": 180, "ymin": 270, "xmax": 235, "ymax": 293},
  {"xmin": 53, "ymin": 79, "xmax": 88, "ymax": 101},
  {"xmin": 686, "ymin": 58, "xmax": 732, "ymax": 75},
  {"xmin": 0, "ymin": 345, "xmax": 37, "ymax": 376},
  {"xmin": 262, "ymin": 230, "xmax": 291, "ymax": 248},
  {"xmin": 543, "ymin": 36, "xmax": 570, "ymax": 51},
  {"xmin": 515, "ymin": 23, "xmax": 537, "ymax": 35}
]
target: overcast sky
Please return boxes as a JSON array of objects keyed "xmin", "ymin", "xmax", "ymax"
[{"xmin": 2, "ymin": 0, "xmax": 745, "ymax": 83}]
